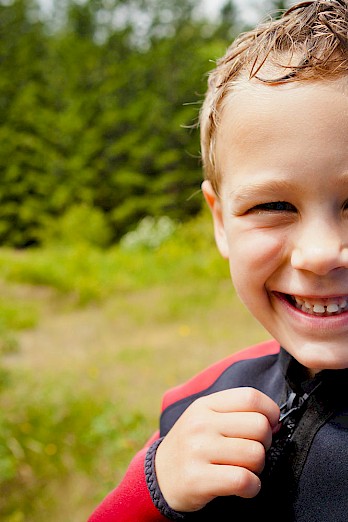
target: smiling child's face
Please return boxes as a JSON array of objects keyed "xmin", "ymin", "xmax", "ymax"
[{"xmin": 203, "ymin": 79, "xmax": 348, "ymax": 375}]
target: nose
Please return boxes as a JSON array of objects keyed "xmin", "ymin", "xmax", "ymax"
[{"xmin": 291, "ymin": 220, "xmax": 348, "ymax": 276}]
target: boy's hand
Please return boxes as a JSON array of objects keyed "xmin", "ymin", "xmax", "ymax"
[{"xmin": 155, "ymin": 387, "xmax": 280, "ymax": 513}]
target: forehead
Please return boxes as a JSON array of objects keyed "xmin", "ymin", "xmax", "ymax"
[
  {"xmin": 219, "ymin": 77, "xmax": 348, "ymax": 137},
  {"xmin": 214, "ymin": 78, "xmax": 348, "ymax": 202},
  {"xmin": 215, "ymin": 78, "xmax": 348, "ymax": 178}
]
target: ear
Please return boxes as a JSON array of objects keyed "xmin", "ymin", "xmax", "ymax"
[{"xmin": 202, "ymin": 180, "xmax": 229, "ymax": 259}]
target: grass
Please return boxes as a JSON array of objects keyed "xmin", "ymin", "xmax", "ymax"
[{"xmin": 0, "ymin": 211, "xmax": 270, "ymax": 521}]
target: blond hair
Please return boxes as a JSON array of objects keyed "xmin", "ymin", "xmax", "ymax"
[{"xmin": 200, "ymin": 0, "xmax": 348, "ymax": 193}]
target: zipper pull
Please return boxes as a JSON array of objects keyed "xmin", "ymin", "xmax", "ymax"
[{"xmin": 278, "ymin": 380, "xmax": 322, "ymax": 422}]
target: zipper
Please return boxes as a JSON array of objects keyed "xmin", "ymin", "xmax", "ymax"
[
  {"xmin": 279, "ymin": 380, "xmax": 323, "ymax": 423},
  {"xmin": 263, "ymin": 378, "xmax": 324, "ymax": 480}
]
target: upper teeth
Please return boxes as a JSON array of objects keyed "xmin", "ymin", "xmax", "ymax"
[
  {"xmin": 326, "ymin": 303, "xmax": 339, "ymax": 313},
  {"xmin": 293, "ymin": 296, "xmax": 348, "ymax": 315}
]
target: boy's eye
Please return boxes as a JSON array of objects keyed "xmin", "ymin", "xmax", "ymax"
[{"xmin": 250, "ymin": 201, "xmax": 296, "ymax": 212}]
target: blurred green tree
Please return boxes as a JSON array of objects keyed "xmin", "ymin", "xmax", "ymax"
[
  {"xmin": 0, "ymin": 0, "xmax": 239, "ymax": 246},
  {"xmin": 0, "ymin": 0, "xmax": 52, "ymax": 246}
]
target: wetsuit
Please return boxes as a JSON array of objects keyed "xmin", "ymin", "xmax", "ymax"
[{"xmin": 89, "ymin": 339, "xmax": 348, "ymax": 521}]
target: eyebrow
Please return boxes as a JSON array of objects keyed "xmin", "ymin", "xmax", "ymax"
[
  {"xmin": 228, "ymin": 179, "xmax": 295, "ymax": 204},
  {"xmin": 228, "ymin": 173, "xmax": 348, "ymax": 205}
]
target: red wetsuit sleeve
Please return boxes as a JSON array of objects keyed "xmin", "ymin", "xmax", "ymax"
[{"xmin": 88, "ymin": 431, "xmax": 168, "ymax": 522}]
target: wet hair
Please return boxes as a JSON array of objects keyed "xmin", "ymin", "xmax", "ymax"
[{"xmin": 200, "ymin": 0, "xmax": 348, "ymax": 193}]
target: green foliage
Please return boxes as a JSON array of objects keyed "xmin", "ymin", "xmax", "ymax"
[
  {"xmin": 0, "ymin": 0, "xmax": 243, "ymax": 247},
  {"xmin": 0, "ymin": 212, "xmax": 227, "ymax": 519},
  {"xmin": 40, "ymin": 204, "xmax": 113, "ymax": 247},
  {"xmin": 0, "ymin": 210, "xmax": 227, "ymax": 302},
  {"xmin": 0, "ymin": 378, "xmax": 152, "ymax": 520},
  {"xmin": 0, "ymin": 245, "xmax": 114, "ymax": 304},
  {"xmin": 0, "ymin": 298, "xmax": 38, "ymax": 355},
  {"xmin": 0, "ymin": 299, "xmax": 37, "ymax": 334},
  {"xmin": 0, "ymin": 292, "xmax": 39, "ymax": 389}
]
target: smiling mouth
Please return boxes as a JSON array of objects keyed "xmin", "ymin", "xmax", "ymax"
[{"xmin": 284, "ymin": 294, "xmax": 348, "ymax": 316}]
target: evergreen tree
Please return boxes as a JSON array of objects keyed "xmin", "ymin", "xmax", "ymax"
[{"xmin": 0, "ymin": 0, "xmax": 238, "ymax": 246}]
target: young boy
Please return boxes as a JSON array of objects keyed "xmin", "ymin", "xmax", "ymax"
[{"xmin": 89, "ymin": 1, "xmax": 348, "ymax": 520}]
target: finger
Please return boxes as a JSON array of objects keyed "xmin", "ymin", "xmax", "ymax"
[
  {"xmin": 214, "ymin": 411, "xmax": 273, "ymax": 449},
  {"xmin": 205, "ymin": 464, "xmax": 262, "ymax": 500},
  {"xmin": 210, "ymin": 437, "xmax": 266, "ymax": 474},
  {"xmin": 203, "ymin": 387, "xmax": 280, "ymax": 428}
]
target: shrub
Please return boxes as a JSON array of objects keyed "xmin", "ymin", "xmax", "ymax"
[{"xmin": 40, "ymin": 205, "xmax": 112, "ymax": 248}]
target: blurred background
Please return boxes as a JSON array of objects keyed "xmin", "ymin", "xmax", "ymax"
[{"xmin": 0, "ymin": 0, "xmax": 288, "ymax": 520}]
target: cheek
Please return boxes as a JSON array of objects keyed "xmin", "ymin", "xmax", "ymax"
[{"xmin": 226, "ymin": 231, "xmax": 285, "ymax": 296}]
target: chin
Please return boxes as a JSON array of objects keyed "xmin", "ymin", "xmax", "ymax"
[{"xmin": 288, "ymin": 342, "xmax": 348, "ymax": 374}]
